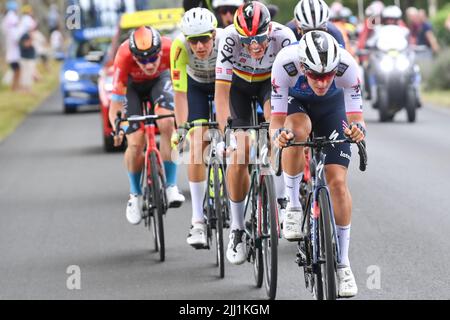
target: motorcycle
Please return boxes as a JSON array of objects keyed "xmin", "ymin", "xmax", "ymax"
[{"xmin": 365, "ymin": 25, "xmax": 422, "ymax": 122}]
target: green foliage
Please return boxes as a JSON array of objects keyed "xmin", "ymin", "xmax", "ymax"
[
  {"xmin": 431, "ymin": 3, "xmax": 450, "ymax": 46},
  {"xmin": 426, "ymin": 48, "xmax": 450, "ymax": 90}
]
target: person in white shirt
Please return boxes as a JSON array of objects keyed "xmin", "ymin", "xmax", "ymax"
[{"xmin": 1, "ymin": 1, "xmax": 21, "ymax": 91}]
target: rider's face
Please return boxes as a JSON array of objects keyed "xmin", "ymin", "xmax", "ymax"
[
  {"xmin": 303, "ymin": 67, "xmax": 336, "ymax": 96},
  {"xmin": 134, "ymin": 54, "xmax": 161, "ymax": 76},
  {"xmin": 244, "ymin": 40, "xmax": 269, "ymax": 59},
  {"xmin": 217, "ymin": 6, "xmax": 237, "ymax": 27},
  {"xmin": 188, "ymin": 34, "xmax": 215, "ymax": 60}
]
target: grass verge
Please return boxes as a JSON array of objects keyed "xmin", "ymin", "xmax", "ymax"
[
  {"xmin": 0, "ymin": 61, "xmax": 61, "ymax": 141},
  {"xmin": 421, "ymin": 89, "xmax": 450, "ymax": 108}
]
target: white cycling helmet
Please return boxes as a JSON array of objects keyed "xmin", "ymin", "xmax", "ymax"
[
  {"xmin": 299, "ymin": 30, "xmax": 340, "ymax": 74},
  {"xmin": 381, "ymin": 5, "xmax": 402, "ymax": 20},
  {"xmin": 365, "ymin": 0, "xmax": 384, "ymax": 17},
  {"xmin": 212, "ymin": 0, "xmax": 243, "ymax": 8},
  {"xmin": 181, "ymin": 7, "xmax": 218, "ymax": 38},
  {"xmin": 294, "ymin": 0, "xmax": 330, "ymax": 31}
]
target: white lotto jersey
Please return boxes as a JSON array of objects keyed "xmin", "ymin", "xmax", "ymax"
[
  {"xmin": 215, "ymin": 22, "xmax": 296, "ymax": 83},
  {"xmin": 271, "ymin": 43, "xmax": 363, "ymax": 114}
]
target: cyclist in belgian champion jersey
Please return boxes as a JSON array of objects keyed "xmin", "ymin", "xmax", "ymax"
[
  {"xmin": 215, "ymin": 1, "xmax": 296, "ymax": 265},
  {"xmin": 170, "ymin": 8, "xmax": 225, "ymax": 248},
  {"xmin": 109, "ymin": 26, "xmax": 185, "ymax": 225},
  {"xmin": 270, "ymin": 30, "xmax": 366, "ymax": 298}
]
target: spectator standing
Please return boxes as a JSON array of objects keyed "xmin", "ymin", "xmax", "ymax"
[
  {"xmin": 32, "ymin": 23, "xmax": 50, "ymax": 74},
  {"xmin": 1, "ymin": 1, "xmax": 22, "ymax": 91},
  {"xmin": 407, "ymin": 7, "xmax": 440, "ymax": 55},
  {"xmin": 50, "ymin": 23, "xmax": 65, "ymax": 61},
  {"xmin": 19, "ymin": 31, "xmax": 37, "ymax": 93},
  {"xmin": 47, "ymin": 3, "xmax": 60, "ymax": 34}
]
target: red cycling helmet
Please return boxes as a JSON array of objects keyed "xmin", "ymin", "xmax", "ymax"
[
  {"xmin": 233, "ymin": 1, "xmax": 271, "ymax": 37},
  {"xmin": 129, "ymin": 26, "xmax": 161, "ymax": 59}
]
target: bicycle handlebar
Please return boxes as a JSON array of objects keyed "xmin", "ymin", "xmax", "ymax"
[
  {"xmin": 274, "ymin": 137, "xmax": 368, "ymax": 176},
  {"xmin": 114, "ymin": 111, "xmax": 175, "ymax": 136}
]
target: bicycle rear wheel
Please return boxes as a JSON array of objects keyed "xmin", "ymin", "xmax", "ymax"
[
  {"xmin": 260, "ymin": 174, "xmax": 278, "ymax": 300},
  {"xmin": 149, "ymin": 151, "xmax": 166, "ymax": 262},
  {"xmin": 212, "ymin": 163, "xmax": 225, "ymax": 278},
  {"xmin": 315, "ymin": 188, "xmax": 337, "ymax": 300}
]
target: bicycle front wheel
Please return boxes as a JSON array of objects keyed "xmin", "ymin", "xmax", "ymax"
[
  {"xmin": 149, "ymin": 151, "xmax": 166, "ymax": 262},
  {"xmin": 315, "ymin": 188, "xmax": 337, "ymax": 300},
  {"xmin": 212, "ymin": 162, "xmax": 225, "ymax": 278},
  {"xmin": 260, "ymin": 174, "xmax": 278, "ymax": 300}
]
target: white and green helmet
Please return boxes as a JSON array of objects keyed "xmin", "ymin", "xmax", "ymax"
[{"xmin": 181, "ymin": 7, "xmax": 218, "ymax": 38}]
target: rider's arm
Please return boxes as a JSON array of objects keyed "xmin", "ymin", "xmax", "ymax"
[
  {"xmin": 215, "ymin": 28, "xmax": 236, "ymax": 131},
  {"xmin": 170, "ymin": 38, "xmax": 190, "ymax": 127},
  {"xmin": 215, "ymin": 81, "xmax": 231, "ymax": 132},
  {"xmin": 336, "ymin": 49, "xmax": 366, "ymax": 141},
  {"xmin": 109, "ymin": 44, "xmax": 130, "ymax": 131}
]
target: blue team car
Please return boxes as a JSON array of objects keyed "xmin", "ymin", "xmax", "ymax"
[{"xmin": 60, "ymin": 27, "xmax": 114, "ymax": 113}]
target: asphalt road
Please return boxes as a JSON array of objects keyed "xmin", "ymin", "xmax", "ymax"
[{"xmin": 0, "ymin": 91, "xmax": 449, "ymax": 300}]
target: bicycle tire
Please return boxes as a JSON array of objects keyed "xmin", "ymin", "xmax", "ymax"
[
  {"xmin": 213, "ymin": 162, "xmax": 225, "ymax": 278},
  {"xmin": 316, "ymin": 188, "xmax": 337, "ymax": 300},
  {"xmin": 260, "ymin": 174, "xmax": 278, "ymax": 300},
  {"xmin": 150, "ymin": 151, "xmax": 165, "ymax": 262},
  {"xmin": 250, "ymin": 173, "xmax": 263, "ymax": 288}
]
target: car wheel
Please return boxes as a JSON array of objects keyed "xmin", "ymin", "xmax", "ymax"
[{"xmin": 64, "ymin": 105, "xmax": 76, "ymax": 114}]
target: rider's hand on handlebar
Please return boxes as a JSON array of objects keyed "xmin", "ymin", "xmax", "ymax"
[
  {"xmin": 344, "ymin": 122, "xmax": 366, "ymax": 143},
  {"xmin": 170, "ymin": 123, "xmax": 189, "ymax": 149},
  {"xmin": 273, "ymin": 128, "xmax": 294, "ymax": 148}
]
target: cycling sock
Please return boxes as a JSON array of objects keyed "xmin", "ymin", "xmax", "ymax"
[
  {"xmin": 230, "ymin": 199, "xmax": 245, "ymax": 231},
  {"xmin": 337, "ymin": 224, "xmax": 351, "ymax": 268},
  {"xmin": 284, "ymin": 172, "xmax": 303, "ymax": 208},
  {"xmin": 274, "ymin": 174, "xmax": 286, "ymax": 200},
  {"xmin": 128, "ymin": 171, "xmax": 142, "ymax": 195},
  {"xmin": 189, "ymin": 181, "xmax": 206, "ymax": 224},
  {"xmin": 164, "ymin": 161, "xmax": 177, "ymax": 187}
]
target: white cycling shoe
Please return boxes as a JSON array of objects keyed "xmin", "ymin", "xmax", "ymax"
[
  {"xmin": 166, "ymin": 185, "xmax": 185, "ymax": 208},
  {"xmin": 337, "ymin": 266, "xmax": 358, "ymax": 298},
  {"xmin": 126, "ymin": 194, "xmax": 143, "ymax": 225},
  {"xmin": 187, "ymin": 222, "xmax": 207, "ymax": 248},
  {"xmin": 226, "ymin": 230, "xmax": 247, "ymax": 265},
  {"xmin": 282, "ymin": 207, "xmax": 303, "ymax": 241}
]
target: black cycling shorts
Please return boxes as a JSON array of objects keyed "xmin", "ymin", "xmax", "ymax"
[
  {"xmin": 287, "ymin": 90, "xmax": 352, "ymax": 168},
  {"xmin": 9, "ymin": 62, "xmax": 20, "ymax": 71},
  {"xmin": 229, "ymin": 75, "xmax": 271, "ymax": 127},
  {"xmin": 187, "ymin": 75, "xmax": 215, "ymax": 122},
  {"xmin": 123, "ymin": 70, "xmax": 174, "ymax": 134}
]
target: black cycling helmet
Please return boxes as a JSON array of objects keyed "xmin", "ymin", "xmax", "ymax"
[
  {"xmin": 234, "ymin": 1, "xmax": 271, "ymax": 37},
  {"xmin": 129, "ymin": 26, "xmax": 161, "ymax": 59}
]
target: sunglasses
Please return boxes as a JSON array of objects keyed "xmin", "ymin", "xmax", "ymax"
[
  {"xmin": 187, "ymin": 35, "xmax": 212, "ymax": 45},
  {"xmin": 217, "ymin": 6, "xmax": 237, "ymax": 15},
  {"xmin": 238, "ymin": 33, "xmax": 269, "ymax": 45},
  {"xmin": 135, "ymin": 54, "xmax": 159, "ymax": 65},
  {"xmin": 304, "ymin": 69, "xmax": 337, "ymax": 81}
]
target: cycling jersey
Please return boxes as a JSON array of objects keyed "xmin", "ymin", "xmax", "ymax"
[
  {"xmin": 271, "ymin": 44, "xmax": 362, "ymax": 115},
  {"xmin": 170, "ymin": 28, "xmax": 224, "ymax": 92},
  {"xmin": 285, "ymin": 20, "xmax": 346, "ymax": 48},
  {"xmin": 216, "ymin": 22, "xmax": 296, "ymax": 83},
  {"xmin": 112, "ymin": 37, "xmax": 172, "ymax": 97}
]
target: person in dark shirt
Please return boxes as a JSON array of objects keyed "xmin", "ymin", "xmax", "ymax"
[{"xmin": 19, "ymin": 32, "xmax": 37, "ymax": 92}]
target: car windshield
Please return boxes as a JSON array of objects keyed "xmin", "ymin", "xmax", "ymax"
[{"xmin": 70, "ymin": 38, "xmax": 111, "ymax": 59}]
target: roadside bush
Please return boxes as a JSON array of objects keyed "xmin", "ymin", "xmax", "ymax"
[
  {"xmin": 425, "ymin": 48, "xmax": 450, "ymax": 90},
  {"xmin": 431, "ymin": 3, "xmax": 450, "ymax": 47}
]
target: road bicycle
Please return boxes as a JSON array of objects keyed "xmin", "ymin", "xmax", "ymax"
[
  {"xmin": 178, "ymin": 96, "xmax": 230, "ymax": 278},
  {"xmin": 226, "ymin": 97, "xmax": 279, "ymax": 300},
  {"xmin": 274, "ymin": 134, "xmax": 367, "ymax": 300},
  {"xmin": 115, "ymin": 99, "xmax": 175, "ymax": 262}
]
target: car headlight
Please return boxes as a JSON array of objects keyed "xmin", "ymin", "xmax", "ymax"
[
  {"xmin": 380, "ymin": 56, "xmax": 394, "ymax": 73},
  {"xmin": 396, "ymin": 55, "xmax": 410, "ymax": 72},
  {"xmin": 64, "ymin": 70, "xmax": 80, "ymax": 82}
]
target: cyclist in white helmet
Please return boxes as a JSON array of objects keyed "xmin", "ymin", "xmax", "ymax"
[
  {"xmin": 212, "ymin": 0, "xmax": 244, "ymax": 28},
  {"xmin": 286, "ymin": 0, "xmax": 346, "ymax": 48},
  {"xmin": 270, "ymin": 30, "xmax": 366, "ymax": 298},
  {"xmin": 170, "ymin": 8, "xmax": 225, "ymax": 248}
]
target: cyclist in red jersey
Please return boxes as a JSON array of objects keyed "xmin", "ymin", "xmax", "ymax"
[{"xmin": 109, "ymin": 26, "xmax": 185, "ymax": 225}]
